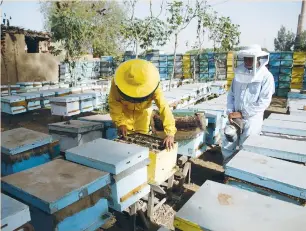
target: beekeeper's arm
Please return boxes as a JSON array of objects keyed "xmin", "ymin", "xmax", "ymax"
[
  {"xmin": 241, "ymin": 74, "xmax": 275, "ymax": 119},
  {"xmin": 227, "ymin": 80, "xmax": 235, "ymax": 115},
  {"xmin": 153, "ymin": 86, "xmax": 177, "ymax": 137},
  {"xmin": 108, "ymin": 79, "xmax": 127, "ymax": 135}
]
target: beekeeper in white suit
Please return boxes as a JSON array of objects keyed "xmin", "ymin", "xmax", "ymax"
[{"xmin": 222, "ymin": 44, "xmax": 275, "ymax": 163}]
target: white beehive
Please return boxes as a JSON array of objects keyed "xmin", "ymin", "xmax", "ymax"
[{"xmin": 50, "ymin": 95, "xmax": 80, "ymax": 116}]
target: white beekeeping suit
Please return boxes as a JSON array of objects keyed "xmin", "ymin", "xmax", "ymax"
[{"xmin": 222, "ymin": 45, "xmax": 275, "ymax": 162}]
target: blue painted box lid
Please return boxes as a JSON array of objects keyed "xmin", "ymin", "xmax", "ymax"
[
  {"xmin": 1, "ymin": 128, "xmax": 53, "ymax": 155},
  {"xmin": 48, "ymin": 120, "xmax": 103, "ymax": 134},
  {"xmin": 175, "ymin": 180, "xmax": 306, "ymax": 231},
  {"xmin": 262, "ymin": 119, "xmax": 306, "ymax": 137},
  {"xmin": 1, "ymin": 193, "xmax": 31, "ymax": 231},
  {"xmin": 225, "ymin": 150, "xmax": 306, "ymax": 199},
  {"xmin": 1, "ymin": 159, "xmax": 110, "ymax": 214},
  {"xmin": 66, "ymin": 138, "xmax": 149, "ymax": 175}
]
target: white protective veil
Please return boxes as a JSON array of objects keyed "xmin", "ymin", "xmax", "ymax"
[{"xmin": 234, "ymin": 44, "xmax": 269, "ymax": 83}]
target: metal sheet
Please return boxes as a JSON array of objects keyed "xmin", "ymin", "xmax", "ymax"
[
  {"xmin": 243, "ymin": 135, "xmax": 306, "ymax": 163},
  {"xmin": 66, "ymin": 138, "xmax": 149, "ymax": 174},
  {"xmin": 175, "ymin": 180, "xmax": 306, "ymax": 231},
  {"xmin": 1, "ymin": 128, "xmax": 52, "ymax": 155},
  {"xmin": 225, "ymin": 151, "xmax": 306, "ymax": 199},
  {"xmin": 2, "ymin": 159, "xmax": 110, "ymax": 214},
  {"xmin": 48, "ymin": 120, "xmax": 103, "ymax": 134}
]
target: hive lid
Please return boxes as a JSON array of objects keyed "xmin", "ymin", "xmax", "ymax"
[
  {"xmin": 175, "ymin": 180, "xmax": 306, "ymax": 231},
  {"xmin": 70, "ymin": 93, "xmax": 93, "ymax": 100},
  {"xmin": 1, "ymin": 128, "xmax": 52, "ymax": 155},
  {"xmin": 225, "ymin": 150, "xmax": 306, "ymax": 199},
  {"xmin": 78, "ymin": 114, "xmax": 112, "ymax": 123},
  {"xmin": 1, "ymin": 95, "xmax": 26, "ymax": 103},
  {"xmin": 18, "ymin": 92, "xmax": 40, "ymax": 99},
  {"xmin": 48, "ymin": 120, "xmax": 103, "ymax": 134},
  {"xmin": 49, "ymin": 96, "xmax": 79, "ymax": 103},
  {"xmin": 1, "ymin": 193, "xmax": 30, "ymax": 230},
  {"xmin": 1, "ymin": 159, "xmax": 110, "ymax": 214},
  {"xmin": 66, "ymin": 138, "xmax": 149, "ymax": 175}
]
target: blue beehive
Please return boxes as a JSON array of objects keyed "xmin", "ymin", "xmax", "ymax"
[
  {"xmin": 280, "ymin": 52, "xmax": 293, "ymax": 60},
  {"xmin": 280, "ymin": 60, "xmax": 293, "ymax": 67},
  {"xmin": 2, "ymin": 159, "xmax": 111, "ymax": 231},
  {"xmin": 66, "ymin": 138, "xmax": 150, "ymax": 212},
  {"xmin": 269, "ymin": 52, "xmax": 281, "ymax": 60},
  {"xmin": 269, "ymin": 60, "xmax": 281, "ymax": 67},
  {"xmin": 78, "ymin": 114, "xmax": 117, "ymax": 140},
  {"xmin": 1, "ymin": 193, "xmax": 31, "ymax": 231},
  {"xmin": 1, "ymin": 128, "xmax": 60, "ymax": 176},
  {"xmin": 225, "ymin": 150, "xmax": 306, "ymax": 206}
]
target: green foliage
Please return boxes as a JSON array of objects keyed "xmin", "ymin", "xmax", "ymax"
[
  {"xmin": 274, "ymin": 25, "xmax": 295, "ymax": 51},
  {"xmin": 208, "ymin": 15, "xmax": 240, "ymax": 52},
  {"xmin": 40, "ymin": 1, "xmax": 125, "ymax": 58},
  {"xmin": 121, "ymin": 17, "xmax": 169, "ymax": 51},
  {"xmin": 295, "ymin": 30, "xmax": 306, "ymax": 52}
]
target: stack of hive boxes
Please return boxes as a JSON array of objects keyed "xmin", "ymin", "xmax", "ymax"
[
  {"xmin": 100, "ymin": 56, "xmax": 114, "ymax": 78},
  {"xmin": 159, "ymin": 54, "xmax": 168, "ymax": 80},
  {"xmin": 198, "ymin": 53, "xmax": 209, "ymax": 82},
  {"xmin": 226, "ymin": 51, "xmax": 234, "ymax": 89},
  {"xmin": 167, "ymin": 54, "xmax": 183, "ymax": 79},
  {"xmin": 214, "ymin": 53, "xmax": 227, "ymax": 80},
  {"xmin": 279, "ymin": 52, "xmax": 293, "ymax": 97},
  {"xmin": 183, "ymin": 54, "xmax": 192, "ymax": 79},
  {"xmin": 208, "ymin": 53, "xmax": 216, "ymax": 81},
  {"xmin": 291, "ymin": 52, "xmax": 306, "ymax": 90},
  {"xmin": 304, "ymin": 62, "xmax": 306, "ymax": 90},
  {"xmin": 268, "ymin": 52, "xmax": 281, "ymax": 93}
]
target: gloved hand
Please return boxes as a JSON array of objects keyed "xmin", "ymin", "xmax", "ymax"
[
  {"xmin": 163, "ymin": 135, "xmax": 174, "ymax": 150},
  {"xmin": 118, "ymin": 125, "xmax": 127, "ymax": 137},
  {"xmin": 228, "ymin": 112, "xmax": 242, "ymax": 123}
]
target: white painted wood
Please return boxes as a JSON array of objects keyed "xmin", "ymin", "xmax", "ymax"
[
  {"xmin": 243, "ymin": 135, "xmax": 306, "ymax": 163},
  {"xmin": 1, "ymin": 194, "xmax": 31, "ymax": 231},
  {"xmin": 262, "ymin": 119, "xmax": 306, "ymax": 137},
  {"xmin": 175, "ymin": 180, "xmax": 306, "ymax": 231},
  {"xmin": 226, "ymin": 150, "xmax": 306, "ymax": 199},
  {"xmin": 268, "ymin": 114, "xmax": 306, "ymax": 123},
  {"xmin": 66, "ymin": 138, "xmax": 149, "ymax": 174}
]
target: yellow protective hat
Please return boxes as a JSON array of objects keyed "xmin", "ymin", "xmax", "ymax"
[{"xmin": 114, "ymin": 59, "xmax": 160, "ymax": 98}]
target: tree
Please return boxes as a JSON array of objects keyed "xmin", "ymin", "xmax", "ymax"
[
  {"xmin": 121, "ymin": 0, "xmax": 169, "ymax": 57},
  {"xmin": 40, "ymin": 1, "xmax": 126, "ymax": 57},
  {"xmin": 274, "ymin": 25, "xmax": 295, "ymax": 51},
  {"xmin": 295, "ymin": 30, "xmax": 306, "ymax": 51},
  {"xmin": 207, "ymin": 15, "xmax": 240, "ymax": 81},
  {"xmin": 166, "ymin": 0, "xmax": 203, "ymax": 90}
]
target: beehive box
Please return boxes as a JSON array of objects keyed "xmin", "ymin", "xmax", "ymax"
[
  {"xmin": 50, "ymin": 96, "xmax": 80, "ymax": 116},
  {"xmin": 54, "ymin": 88, "xmax": 70, "ymax": 97},
  {"xmin": 1, "ymin": 95, "xmax": 27, "ymax": 114},
  {"xmin": 1, "ymin": 193, "xmax": 31, "ymax": 231},
  {"xmin": 82, "ymin": 91, "xmax": 106, "ymax": 109},
  {"xmin": 116, "ymin": 133, "xmax": 178, "ymax": 185},
  {"xmin": 38, "ymin": 90, "xmax": 55, "ymax": 108},
  {"xmin": 243, "ymin": 135, "xmax": 306, "ymax": 163},
  {"xmin": 70, "ymin": 93, "xmax": 94, "ymax": 113},
  {"xmin": 174, "ymin": 180, "xmax": 306, "ymax": 231},
  {"xmin": 268, "ymin": 114, "xmax": 306, "ymax": 123},
  {"xmin": 17, "ymin": 82, "xmax": 33, "ymax": 89},
  {"xmin": 18, "ymin": 92, "xmax": 41, "ymax": 111},
  {"xmin": 2, "ymin": 160, "xmax": 111, "ymax": 231},
  {"xmin": 78, "ymin": 114, "xmax": 117, "ymax": 140},
  {"xmin": 66, "ymin": 138, "xmax": 150, "ymax": 212},
  {"xmin": 48, "ymin": 120, "xmax": 103, "ymax": 152},
  {"xmin": 225, "ymin": 150, "xmax": 306, "ymax": 206},
  {"xmin": 262, "ymin": 119, "xmax": 306, "ymax": 140},
  {"xmin": 1, "ymin": 127, "xmax": 60, "ymax": 176}
]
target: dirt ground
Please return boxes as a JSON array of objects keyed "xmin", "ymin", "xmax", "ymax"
[{"xmin": 0, "ymin": 96, "xmax": 287, "ymax": 231}]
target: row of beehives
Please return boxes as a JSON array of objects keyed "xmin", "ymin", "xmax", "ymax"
[
  {"xmin": 160, "ymin": 111, "xmax": 306, "ymax": 231},
  {"xmin": 1, "ymin": 123, "xmax": 179, "ymax": 230},
  {"xmin": 1, "ymin": 84, "xmax": 110, "ymax": 115},
  {"xmin": 0, "ymin": 88, "xmax": 230, "ymax": 231}
]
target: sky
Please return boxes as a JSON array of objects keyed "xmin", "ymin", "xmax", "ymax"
[{"xmin": 1, "ymin": 0, "xmax": 305, "ymax": 54}]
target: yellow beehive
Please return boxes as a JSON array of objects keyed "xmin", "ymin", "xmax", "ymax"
[
  {"xmin": 292, "ymin": 67, "xmax": 304, "ymax": 78},
  {"xmin": 116, "ymin": 134, "xmax": 178, "ymax": 185},
  {"xmin": 293, "ymin": 52, "xmax": 306, "ymax": 66},
  {"xmin": 291, "ymin": 77, "xmax": 303, "ymax": 84},
  {"xmin": 291, "ymin": 82, "xmax": 303, "ymax": 89}
]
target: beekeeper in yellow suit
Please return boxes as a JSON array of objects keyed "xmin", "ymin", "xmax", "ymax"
[{"xmin": 109, "ymin": 59, "xmax": 177, "ymax": 149}]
